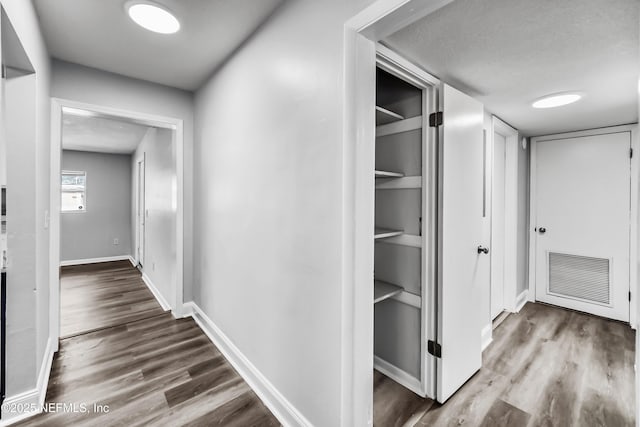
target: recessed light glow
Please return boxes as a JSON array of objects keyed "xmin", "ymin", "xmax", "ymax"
[
  {"xmin": 532, "ymin": 93, "xmax": 582, "ymax": 109},
  {"xmin": 127, "ymin": 2, "xmax": 180, "ymax": 34}
]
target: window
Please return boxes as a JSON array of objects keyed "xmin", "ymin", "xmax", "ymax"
[{"xmin": 61, "ymin": 170, "xmax": 86, "ymax": 212}]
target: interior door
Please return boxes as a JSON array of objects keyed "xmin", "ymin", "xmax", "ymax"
[
  {"xmin": 534, "ymin": 132, "xmax": 631, "ymax": 322},
  {"xmin": 436, "ymin": 84, "xmax": 486, "ymax": 402},
  {"xmin": 137, "ymin": 158, "xmax": 145, "ymax": 267}
]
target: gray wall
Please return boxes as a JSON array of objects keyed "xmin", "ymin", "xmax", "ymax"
[
  {"xmin": 50, "ymin": 59, "xmax": 194, "ymax": 301},
  {"xmin": 132, "ymin": 128, "xmax": 175, "ymax": 307},
  {"xmin": 60, "ymin": 150, "xmax": 132, "ymax": 261},
  {"xmin": 193, "ymin": 1, "xmax": 375, "ymax": 425}
]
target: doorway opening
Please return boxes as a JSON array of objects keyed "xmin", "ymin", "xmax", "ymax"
[
  {"xmin": 345, "ymin": 0, "xmax": 638, "ymax": 425},
  {"xmin": 50, "ymin": 99, "xmax": 184, "ymax": 342}
]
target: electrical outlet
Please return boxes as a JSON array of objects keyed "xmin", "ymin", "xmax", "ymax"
[{"xmin": 113, "ymin": 238, "xmax": 119, "ymax": 245}]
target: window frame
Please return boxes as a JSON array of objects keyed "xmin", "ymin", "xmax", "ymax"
[{"xmin": 61, "ymin": 170, "xmax": 87, "ymax": 213}]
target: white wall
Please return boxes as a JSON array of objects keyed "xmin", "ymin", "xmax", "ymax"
[
  {"xmin": 193, "ymin": 1, "xmax": 375, "ymax": 425},
  {"xmin": 50, "ymin": 59, "xmax": 194, "ymax": 301},
  {"xmin": 0, "ymin": 0, "xmax": 51, "ymax": 403},
  {"xmin": 60, "ymin": 150, "xmax": 132, "ymax": 262},
  {"xmin": 132, "ymin": 128, "xmax": 176, "ymax": 307}
]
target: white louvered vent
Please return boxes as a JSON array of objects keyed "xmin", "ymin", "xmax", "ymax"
[{"xmin": 548, "ymin": 252, "xmax": 610, "ymax": 305}]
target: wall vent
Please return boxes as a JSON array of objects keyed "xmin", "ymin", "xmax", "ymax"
[{"xmin": 548, "ymin": 252, "xmax": 610, "ymax": 305}]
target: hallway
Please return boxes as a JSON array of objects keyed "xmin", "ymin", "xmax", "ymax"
[{"xmin": 17, "ymin": 262, "xmax": 278, "ymax": 426}]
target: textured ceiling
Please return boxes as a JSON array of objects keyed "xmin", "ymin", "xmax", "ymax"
[
  {"xmin": 33, "ymin": 0, "xmax": 284, "ymax": 91},
  {"xmin": 63, "ymin": 113, "xmax": 150, "ymax": 154},
  {"xmin": 384, "ymin": 0, "xmax": 639, "ymax": 136}
]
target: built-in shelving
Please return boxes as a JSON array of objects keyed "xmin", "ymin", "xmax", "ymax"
[
  {"xmin": 376, "ymin": 106, "xmax": 404, "ymax": 125},
  {"xmin": 374, "ymin": 280, "xmax": 403, "ymax": 304},
  {"xmin": 375, "ymin": 170, "xmax": 404, "ymax": 179},
  {"xmin": 376, "ymin": 233, "xmax": 422, "ymax": 248},
  {"xmin": 374, "ymin": 228, "xmax": 403, "ymax": 239},
  {"xmin": 376, "ymin": 115, "xmax": 422, "ymax": 138},
  {"xmin": 375, "ymin": 176, "xmax": 422, "ymax": 190}
]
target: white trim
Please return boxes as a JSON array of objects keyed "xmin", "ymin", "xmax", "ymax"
[
  {"xmin": 141, "ymin": 272, "xmax": 171, "ymax": 312},
  {"xmin": 515, "ymin": 290, "xmax": 528, "ymax": 312},
  {"xmin": 373, "ymin": 356, "xmax": 423, "ymax": 396},
  {"xmin": 128, "ymin": 255, "xmax": 136, "ymax": 267},
  {"xmin": 528, "ymin": 124, "xmax": 637, "ymax": 324},
  {"xmin": 481, "ymin": 324, "xmax": 492, "ymax": 351},
  {"xmin": 490, "ymin": 116, "xmax": 520, "ymax": 314},
  {"xmin": 182, "ymin": 302, "xmax": 312, "ymax": 427},
  {"xmin": 0, "ymin": 338, "xmax": 55, "ymax": 426},
  {"xmin": 59, "ymin": 255, "xmax": 132, "ymax": 267},
  {"xmin": 49, "ymin": 98, "xmax": 185, "ymax": 345}
]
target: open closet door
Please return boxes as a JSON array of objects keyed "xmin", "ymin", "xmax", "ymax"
[{"xmin": 436, "ymin": 84, "xmax": 486, "ymax": 402}]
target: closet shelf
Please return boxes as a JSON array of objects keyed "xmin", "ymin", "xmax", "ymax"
[
  {"xmin": 375, "ymin": 233, "xmax": 422, "ymax": 248},
  {"xmin": 374, "ymin": 228, "xmax": 404, "ymax": 240},
  {"xmin": 374, "ymin": 280, "xmax": 403, "ymax": 304},
  {"xmin": 376, "ymin": 115, "xmax": 422, "ymax": 138},
  {"xmin": 376, "ymin": 176, "xmax": 421, "ymax": 189},
  {"xmin": 376, "ymin": 106, "xmax": 404, "ymax": 125},
  {"xmin": 375, "ymin": 170, "xmax": 404, "ymax": 179}
]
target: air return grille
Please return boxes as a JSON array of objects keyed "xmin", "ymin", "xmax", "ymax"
[{"xmin": 548, "ymin": 252, "xmax": 610, "ymax": 305}]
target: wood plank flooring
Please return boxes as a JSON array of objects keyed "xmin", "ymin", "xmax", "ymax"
[
  {"xmin": 60, "ymin": 260, "xmax": 167, "ymax": 337},
  {"xmin": 374, "ymin": 302, "xmax": 636, "ymax": 426},
  {"xmin": 17, "ymin": 261, "xmax": 279, "ymax": 426}
]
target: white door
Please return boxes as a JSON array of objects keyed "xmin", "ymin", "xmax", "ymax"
[
  {"xmin": 490, "ymin": 132, "xmax": 506, "ymax": 319},
  {"xmin": 137, "ymin": 159, "xmax": 145, "ymax": 267},
  {"xmin": 436, "ymin": 84, "xmax": 487, "ymax": 403},
  {"xmin": 534, "ymin": 131, "xmax": 631, "ymax": 322}
]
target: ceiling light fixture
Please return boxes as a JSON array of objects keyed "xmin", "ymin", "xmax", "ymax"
[
  {"xmin": 127, "ymin": 2, "xmax": 180, "ymax": 34},
  {"xmin": 532, "ymin": 92, "xmax": 582, "ymax": 109}
]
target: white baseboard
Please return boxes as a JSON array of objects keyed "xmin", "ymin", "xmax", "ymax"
[
  {"xmin": 481, "ymin": 323, "xmax": 493, "ymax": 351},
  {"xmin": 182, "ymin": 302, "xmax": 312, "ymax": 427},
  {"xmin": 373, "ymin": 355, "xmax": 423, "ymax": 397},
  {"xmin": 128, "ymin": 256, "xmax": 136, "ymax": 267},
  {"xmin": 141, "ymin": 273, "xmax": 171, "ymax": 312},
  {"xmin": 1, "ymin": 338, "xmax": 55, "ymax": 426},
  {"xmin": 515, "ymin": 290, "xmax": 529, "ymax": 312},
  {"xmin": 59, "ymin": 255, "xmax": 132, "ymax": 267}
]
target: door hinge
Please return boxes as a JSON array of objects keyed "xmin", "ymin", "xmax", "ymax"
[
  {"xmin": 631, "ymin": 148, "xmax": 633, "ymax": 159},
  {"xmin": 629, "ymin": 291, "xmax": 632, "ymax": 302},
  {"xmin": 428, "ymin": 340, "xmax": 441, "ymax": 358},
  {"xmin": 429, "ymin": 112, "xmax": 443, "ymax": 127}
]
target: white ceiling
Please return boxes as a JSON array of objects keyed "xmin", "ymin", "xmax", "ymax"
[
  {"xmin": 33, "ymin": 0, "xmax": 284, "ymax": 91},
  {"xmin": 384, "ymin": 0, "xmax": 639, "ymax": 136},
  {"xmin": 62, "ymin": 113, "xmax": 150, "ymax": 154}
]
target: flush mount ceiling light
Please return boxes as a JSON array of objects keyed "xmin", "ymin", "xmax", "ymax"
[
  {"xmin": 127, "ymin": 2, "xmax": 180, "ymax": 34},
  {"xmin": 532, "ymin": 92, "xmax": 582, "ymax": 109}
]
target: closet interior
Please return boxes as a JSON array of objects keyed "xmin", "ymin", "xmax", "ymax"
[{"xmin": 373, "ymin": 65, "xmax": 430, "ymax": 395}]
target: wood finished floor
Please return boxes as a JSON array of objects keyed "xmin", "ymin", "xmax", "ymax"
[
  {"xmin": 60, "ymin": 260, "xmax": 167, "ymax": 337},
  {"xmin": 18, "ymin": 261, "xmax": 279, "ymax": 427},
  {"xmin": 374, "ymin": 302, "xmax": 636, "ymax": 427}
]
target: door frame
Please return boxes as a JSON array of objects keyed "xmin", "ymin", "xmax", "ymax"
[
  {"xmin": 490, "ymin": 116, "xmax": 520, "ymax": 316},
  {"xmin": 135, "ymin": 156, "xmax": 146, "ymax": 267},
  {"xmin": 49, "ymin": 98, "xmax": 185, "ymax": 351},
  {"xmin": 343, "ymin": 1, "xmax": 455, "ymax": 425},
  {"xmin": 528, "ymin": 124, "xmax": 638, "ymax": 328}
]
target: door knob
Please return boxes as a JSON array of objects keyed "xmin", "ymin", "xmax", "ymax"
[
  {"xmin": 477, "ymin": 246, "xmax": 489, "ymax": 254},
  {"xmin": 538, "ymin": 227, "xmax": 546, "ymax": 234}
]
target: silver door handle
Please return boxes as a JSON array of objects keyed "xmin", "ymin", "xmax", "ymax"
[
  {"xmin": 538, "ymin": 227, "xmax": 546, "ymax": 234},
  {"xmin": 477, "ymin": 246, "xmax": 489, "ymax": 254}
]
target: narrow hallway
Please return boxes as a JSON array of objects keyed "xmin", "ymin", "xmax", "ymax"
[{"xmin": 16, "ymin": 262, "xmax": 279, "ymax": 426}]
